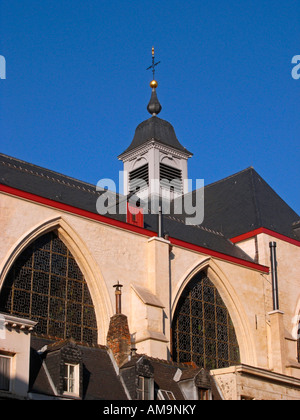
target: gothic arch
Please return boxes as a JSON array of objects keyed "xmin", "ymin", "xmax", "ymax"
[
  {"xmin": 171, "ymin": 258, "xmax": 257, "ymax": 367},
  {"xmin": 291, "ymin": 297, "xmax": 300, "ymax": 339},
  {"xmin": 0, "ymin": 216, "xmax": 113, "ymax": 344}
]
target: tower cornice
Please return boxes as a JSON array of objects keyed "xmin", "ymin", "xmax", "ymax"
[{"xmin": 118, "ymin": 138, "xmax": 192, "ymax": 163}]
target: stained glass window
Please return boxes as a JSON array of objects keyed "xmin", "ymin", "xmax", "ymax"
[
  {"xmin": 0, "ymin": 232, "xmax": 98, "ymax": 345},
  {"xmin": 172, "ymin": 271, "xmax": 240, "ymax": 369}
]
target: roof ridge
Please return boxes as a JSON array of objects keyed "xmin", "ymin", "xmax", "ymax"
[
  {"xmin": 0, "ymin": 152, "xmax": 97, "ymax": 188},
  {"xmin": 249, "ymin": 167, "xmax": 262, "ymax": 228},
  {"xmin": 145, "ymin": 355, "xmax": 197, "ymax": 369},
  {"xmin": 254, "ymin": 170, "xmax": 299, "ymax": 217},
  {"xmin": 164, "ymin": 214, "xmax": 224, "ymax": 237},
  {"xmin": 0, "ymin": 152, "xmax": 119, "ymax": 197},
  {"xmin": 204, "ymin": 166, "xmax": 255, "ymax": 190},
  {"xmin": 32, "ymin": 333, "xmax": 107, "ymax": 351}
]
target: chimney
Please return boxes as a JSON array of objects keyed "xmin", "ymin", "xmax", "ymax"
[
  {"xmin": 106, "ymin": 283, "xmax": 131, "ymax": 367},
  {"xmin": 269, "ymin": 242, "xmax": 279, "ymax": 311},
  {"xmin": 114, "ymin": 281, "xmax": 123, "ymax": 314}
]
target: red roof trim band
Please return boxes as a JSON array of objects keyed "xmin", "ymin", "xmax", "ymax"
[
  {"xmin": 0, "ymin": 183, "xmax": 269, "ymax": 273},
  {"xmin": 169, "ymin": 237, "xmax": 269, "ymax": 273},
  {"xmin": 231, "ymin": 228, "xmax": 300, "ymax": 248},
  {"xmin": 0, "ymin": 184, "xmax": 153, "ymax": 236}
]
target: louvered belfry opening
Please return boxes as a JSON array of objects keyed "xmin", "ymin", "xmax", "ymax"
[
  {"xmin": 160, "ymin": 163, "xmax": 182, "ymax": 194},
  {"xmin": 0, "ymin": 232, "xmax": 98, "ymax": 345},
  {"xmin": 172, "ymin": 271, "xmax": 240, "ymax": 370},
  {"xmin": 129, "ymin": 163, "xmax": 149, "ymax": 193}
]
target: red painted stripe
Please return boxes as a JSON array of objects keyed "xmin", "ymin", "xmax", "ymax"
[
  {"xmin": 231, "ymin": 228, "xmax": 265, "ymax": 243},
  {"xmin": 169, "ymin": 237, "xmax": 269, "ymax": 273},
  {"xmin": 231, "ymin": 228, "xmax": 300, "ymax": 248},
  {"xmin": 0, "ymin": 184, "xmax": 155, "ymax": 237},
  {"xmin": 0, "ymin": 183, "xmax": 269, "ymax": 272}
]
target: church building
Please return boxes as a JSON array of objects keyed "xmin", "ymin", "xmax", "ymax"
[{"xmin": 0, "ymin": 53, "xmax": 300, "ymax": 400}]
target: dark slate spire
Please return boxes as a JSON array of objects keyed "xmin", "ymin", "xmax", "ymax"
[
  {"xmin": 118, "ymin": 47, "xmax": 193, "ymax": 158},
  {"xmin": 120, "ymin": 116, "xmax": 193, "ymax": 155}
]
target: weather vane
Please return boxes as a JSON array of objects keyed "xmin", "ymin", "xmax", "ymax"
[{"xmin": 146, "ymin": 47, "xmax": 161, "ymax": 81}]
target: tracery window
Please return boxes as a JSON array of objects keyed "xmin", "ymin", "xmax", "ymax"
[
  {"xmin": 172, "ymin": 271, "xmax": 240, "ymax": 370},
  {"xmin": 0, "ymin": 232, "xmax": 98, "ymax": 345}
]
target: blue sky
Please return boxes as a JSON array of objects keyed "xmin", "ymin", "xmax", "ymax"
[{"xmin": 0, "ymin": 0, "xmax": 299, "ymax": 214}]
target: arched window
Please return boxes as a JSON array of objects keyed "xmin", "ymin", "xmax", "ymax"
[
  {"xmin": 0, "ymin": 232, "xmax": 98, "ymax": 345},
  {"xmin": 172, "ymin": 271, "xmax": 240, "ymax": 370}
]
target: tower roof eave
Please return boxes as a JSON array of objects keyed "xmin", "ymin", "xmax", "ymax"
[{"xmin": 118, "ymin": 116, "xmax": 193, "ymax": 159}]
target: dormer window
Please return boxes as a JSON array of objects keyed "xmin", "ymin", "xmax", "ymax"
[
  {"xmin": 157, "ymin": 389, "xmax": 176, "ymax": 400},
  {"xmin": 35, "ymin": 340, "xmax": 83, "ymax": 399},
  {"xmin": 63, "ymin": 363, "xmax": 79, "ymax": 396},
  {"xmin": 198, "ymin": 388, "xmax": 211, "ymax": 400},
  {"xmin": 137, "ymin": 376, "xmax": 153, "ymax": 400}
]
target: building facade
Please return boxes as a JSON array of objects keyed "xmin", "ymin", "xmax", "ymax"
[{"xmin": 0, "ymin": 79, "xmax": 300, "ymax": 400}]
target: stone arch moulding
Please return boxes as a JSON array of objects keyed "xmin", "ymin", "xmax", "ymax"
[
  {"xmin": 132, "ymin": 157, "xmax": 148, "ymax": 170},
  {"xmin": 291, "ymin": 296, "xmax": 300, "ymax": 340},
  {"xmin": 171, "ymin": 257, "xmax": 257, "ymax": 367},
  {"xmin": 160, "ymin": 155, "xmax": 180, "ymax": 167},
  {"xmin": 0, "ymin": 215, "xmax": 113, "ymax": 344}
]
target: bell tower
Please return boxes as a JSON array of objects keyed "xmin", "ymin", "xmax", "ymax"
[{"xmin": 118, "ymin": 48, "xmax": 193, "ymax": 208}]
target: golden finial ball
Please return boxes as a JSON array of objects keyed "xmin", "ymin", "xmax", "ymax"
[{"xmin": 150, "ymin": 80, "xmax": 158, "ymax": 89}]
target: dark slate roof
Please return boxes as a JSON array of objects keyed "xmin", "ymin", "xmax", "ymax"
[
  {"xmin": 29, "ymin": 336, "xmax": 128, "ymax": 400},
  {"xmin": 0, "ymin": 152, "xmax": 125, "ymax": 223},
  {"xmin": 120, "ymin": 355, "xmax": 186, "ymax": 400},
  {"xmin": 0, "ymin": 152, "xmax": 256, "ymax": 264},
  {"xmin": 29, "ymin": 338, "xmax": 221, "ymax": 400},
  {"xmin": 120, "ymin": 355, "xmax": 222, "ymax": 400},
  {"xmin": 148, "ymin": 358, "xmax": 188, "ymax": 400},
  {"xmin": 145, "ymin": 212, "xmax": 253, "ymax": 261},
  {"xmin": 119, "ymin": 116, "xmax": 193, "ymax": 156},
  {"xmin": 192, "ymin": 167, "xmax": 300, "ymax": 240}
]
